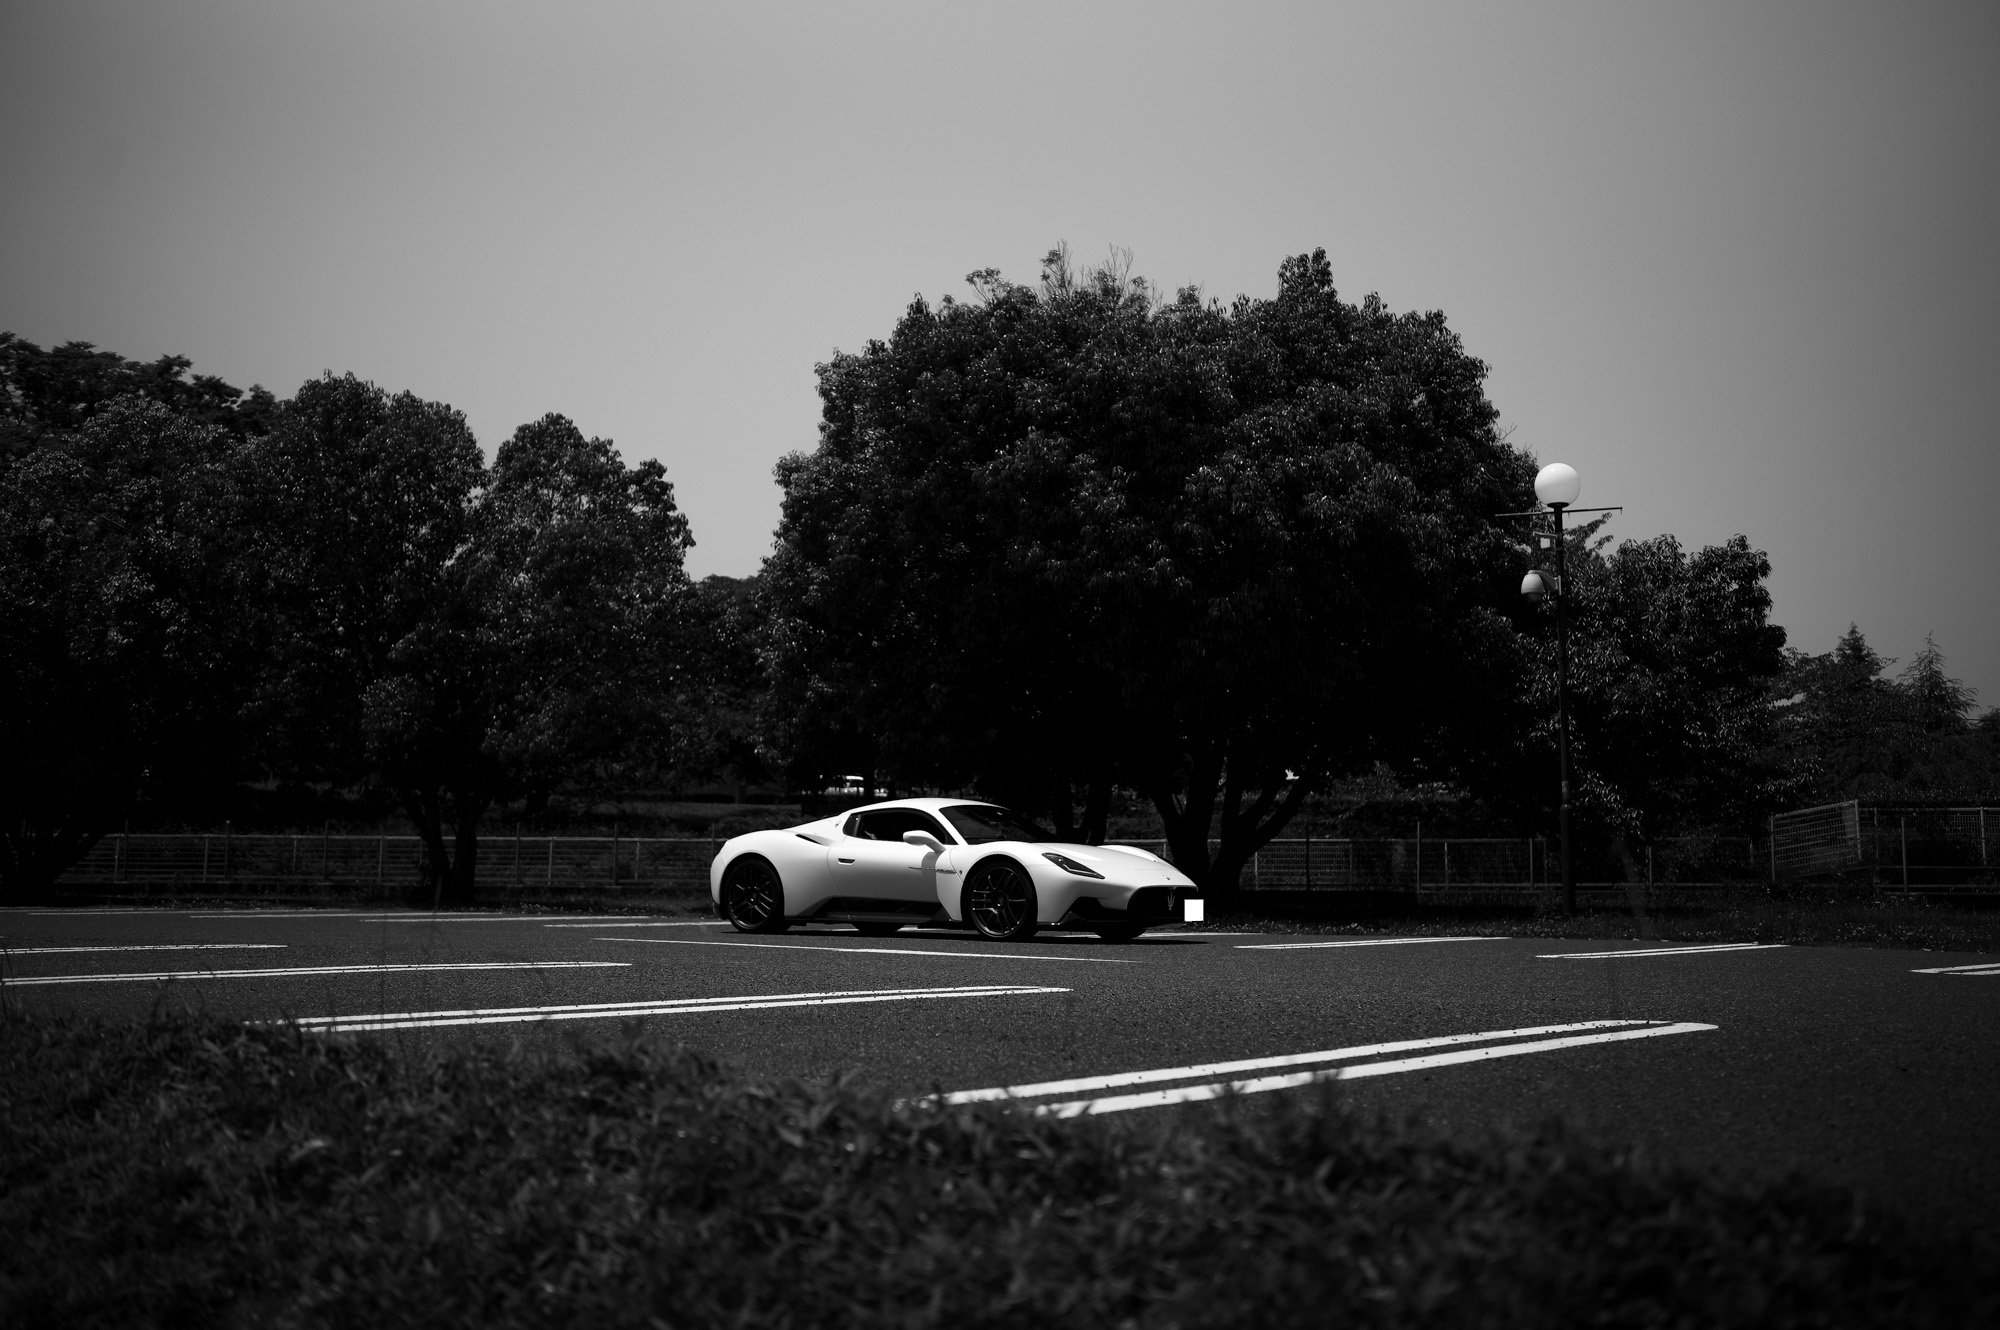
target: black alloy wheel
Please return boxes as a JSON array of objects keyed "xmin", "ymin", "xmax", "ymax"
[
  {"xmin": 853, "ymin": 922, "xmax": 904, "ymax": 937},
  {"xmin": 722, "ymin": 856, "xmax": 788, "ymax": 933},
  {"xmin": 966, "ymin": 859, "xmax": 1039, "ymax": 942},
  {"xmin": 1092, "ymin": 923, "xmax": 1145, "ymax": 943}
]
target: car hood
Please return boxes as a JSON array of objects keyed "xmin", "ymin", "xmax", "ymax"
[{"xmin": 1033, "ymin": 841, "xmax": 1189, "ymax": 881}]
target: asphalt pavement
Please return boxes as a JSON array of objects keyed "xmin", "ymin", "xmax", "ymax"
[{"xmin": 5, "ymin": 905, "xmax": 1996, "ymax": 1237}]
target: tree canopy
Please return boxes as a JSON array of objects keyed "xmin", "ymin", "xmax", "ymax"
[{"xmin": 766, "ymin": 247, "xmax": 1537, "ymax": 895}]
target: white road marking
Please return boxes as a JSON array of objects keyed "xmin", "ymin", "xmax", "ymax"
[
  {"xmin": 24, "ymin": 908, "xmax": 204, "ymax": 916},
  {"xmin": 0, "ymin": 943, "xmax": 288, "ymax": 955},
  {"xmin": 185, "ymin": 910, "xmax": 414, "ymax": 918},
  {"xmin": 929, "ymin": 1020, "xmax": 1661, "ymax": 1105},
  {"xmin": 1238, "ymin": 936, "xmax": 1505, "ymax": 950},
  {"xmin": 1033, "ymin": 1022, "xmax": 1718, "ymax": 1116},
  {"xmin": 1, "ymin": 961, "xmax": 629, "ymax": 986},
  {"xmin": 1910, "ymin": 961, "xmax": 2000, "ymax": 975},
  {"xmin": 595, "ymin": 936, "xmax": 1137, "ymax": 963},
  {"xmin": 347, "ymin": 914, "xmax": 614, "ymax": 924},
  {"xmin": 1537, "ymin": 943, "xmax": 1787, "ymax": 959},
  {"xmin": 291, "ymin": 983, "xmax": 1068, "ymax": 1032},
  {"xmin": 543, "ymin": 920, "xmax": 728, "ymax": 929}
]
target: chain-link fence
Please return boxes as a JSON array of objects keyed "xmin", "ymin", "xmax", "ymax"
[
  {"xmin": 57, "ymin": 818, "xmax": 1985, "ymax": 900},
  {"xmin": 56, "ymin": 832, "xmax": 723, "ymax": 895}
]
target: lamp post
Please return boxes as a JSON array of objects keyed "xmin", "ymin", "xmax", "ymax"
[{"xmin": 1503, "ymin": 463, "xmax": 1618, "ymax": 915}]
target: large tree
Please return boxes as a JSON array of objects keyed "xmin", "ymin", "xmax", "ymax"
[
  {"xmin": 766, "ymin": 247, "xmax": 1535, "ymax": 898},
  {"xmin": 0, "ymin": 397, "xmax": 254, "ymax": 896},
  {"xmin": 252, "ymin": 394, "xmax": 693, "ymax": 903},
  {"xmin": 1508, "ymin": 530, "xmax": 1792, "ymax": 846},
  {"xmin": 357, "ymin": 414, "xmax": 693, "ymax": 900}
]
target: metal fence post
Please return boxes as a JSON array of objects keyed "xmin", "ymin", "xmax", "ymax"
[
  {"xmin": 546, "ymin": 838, "xmax": 554, "ymax": 886},
  {"xmin": 1901, "ymin": 817, "xmax": 1909, "ymax": 889},
  {"xmin": 1414, "ymin": 820, "xmax": 1422, "ymax": 891},
  {"xmin": 223, "ymin": 822, "xmax": 232, "ymax": 883},
  {"xmin": 377, "ymin": 832, "xmax": 385, "ymax": 886}
]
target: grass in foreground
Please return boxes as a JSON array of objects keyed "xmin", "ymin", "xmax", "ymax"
[{"xmin": 3, "ymin": 1012, "xmax": 1994, "ymax": 1328}]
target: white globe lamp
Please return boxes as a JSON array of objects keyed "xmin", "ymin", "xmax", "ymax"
[
  {"xmin": 1520, "ymin": 570, "xmax": 1548, "ymax": 602},
  {"xmin": 1534, "ymin": 462, "xmax": 1581, "ymax": 510}
]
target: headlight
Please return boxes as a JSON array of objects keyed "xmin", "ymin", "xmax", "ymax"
[{"xmin": 1042, "ymin": 852, "xmax": 1104, "ymax": 879}]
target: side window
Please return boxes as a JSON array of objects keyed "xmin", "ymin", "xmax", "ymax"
[
  {"xmin": 843, "ymin": 814, "xmax": 864, "ymax": 838},
  {"xmin": 855, "ymin": 809, "xmax": 954, "ymax": 844}
]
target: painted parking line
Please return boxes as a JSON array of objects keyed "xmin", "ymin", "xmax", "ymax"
[
  {"xmin": 347, "ymin": 914, "xmax": 625, "ymax": 925},
  {"xmin": 291, "ymin": 983, "xmax": 1069, "ymax": 1033},
  {"xmin": 595, "ymin": 936, "xmax": 1138, "ymax": 963},
  {"xmin": 926, "ymin": 1020, "xmax": 1715, "ymax": 1117},
  {"xmin": 543, "ymin": 920, "xmax": 729, "ymax": 929},
  {"xmin": 1238, "ymin": 936, "xmax": 1505, "ymax": 951},
  {"xmin": 1, "ymin": 960, "xmax": 629, "ymax": 987},
  {"xmin": 1911, "ymin": 961, "xmax": 2000, "ymax": 976},
  {"xmin": 929, "ymin": 1020, "xmax": 1659, "ymax": 1106},
  {"xmin": 1537, "ymin": 943, "xmax": 1787, "ymax": 960},
  {"xmin": 0, "ymin": 943, "xmax": 288, "ymax": 955}
]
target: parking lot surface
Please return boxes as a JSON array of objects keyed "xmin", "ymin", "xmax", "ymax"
[{"xmin": 6, "ymin": 906, "xmax": 1996, "ymax": 1236}]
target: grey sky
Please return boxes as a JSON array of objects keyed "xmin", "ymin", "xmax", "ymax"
[{"xmin": 5, "ymin": 1, "xmax": 1996, "ymax": 705}]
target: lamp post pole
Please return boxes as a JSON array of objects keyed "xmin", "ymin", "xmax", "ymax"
[
  {"xmin": 1503, "ymin": 463, "xmax": 1618, "ymax": 917},
  {"xmin": 1552, "ymin": 500, "xmax": 1575, "ymax": 915}
]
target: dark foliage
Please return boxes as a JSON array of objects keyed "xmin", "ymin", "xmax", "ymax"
[
  {"xmin": 3, "ymin": 1010, "xmax": 1991, "ymax": 1328},
  {"xmin": 767, "ymin": 246, "xmax": 1536, "ymax": 897}
]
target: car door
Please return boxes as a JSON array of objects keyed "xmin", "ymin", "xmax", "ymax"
[{"xmin": 830, "ymin": 809, "xmax": 954, "ymax": 903}]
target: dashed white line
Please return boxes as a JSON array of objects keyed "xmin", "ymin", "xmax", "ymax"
[
  {"xmin": 1033, "ymin": 1022, "xmax": 1718, "ymax": 1116},
  {"xmin": 1, "ymin": 961, "xmax": 629, "ymax": 986},
  {"xmin": 543, "ymin": 920, "xmax": 728, "ymax": 929},
  {"xmin": 594, "ymin": 936, "xmax": 1137, "ymax": 963},
  {"xmin": 290, "ymin": 983, "xmax": 1069, "ymax": 1032},
  {"xmin": 931, "ymin": 1020, "xmax": 1661, "ymax": 1106},
  {"xmin": 924, "ymin": 1021, "xmax": 1717, "ymax": 1117},
  {"xmin": 0, "ymin": 943, "xmax": 288, "ymax": 955},
  {"xmin": 1537, "ymin": 943, "xmax": 1787, "ymax": 960},
  {"xmin": 1238, "ymin": 936, "xmax": 1505, "ymax": 951},
  {"xmin": 1910, "ymin": 961, "xmax": 2000, "ymax": 975}
]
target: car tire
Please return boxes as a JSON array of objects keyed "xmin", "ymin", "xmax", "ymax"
[
  {"xmin": 853, "ymin": 922, "xmax": 904, "ymax": 937},
  {"xmin": 721, "ymin": 855, "xmax": 789, "ymax": 934},
  {"xmin": 966, "ymin": 858, "xmax": 1040, "ymax": 942},
  {"xmin": 1092, "ymin": 923, "xmax": 1145, "ymax": 943}
]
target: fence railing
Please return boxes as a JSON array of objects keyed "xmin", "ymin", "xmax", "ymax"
[
  {"xmin": 57, "ymin": 833, "xmax": 724, "ymax": 894},
  {"xmin": 55, "ymin": 821, "xmax": 1993, "ymax": 897},
  {"xmin": 1112, "ymin": 835, "xmax": 1768, "ymax": 892}
]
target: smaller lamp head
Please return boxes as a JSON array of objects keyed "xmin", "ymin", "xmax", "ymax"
[
  {"xmin": 1534, "ymin": 462, "xmax": 1582, "ymax": 509},
  {"xmin": 1520, "ymin": 570, "xmax": 1548, "ymax": 603}
]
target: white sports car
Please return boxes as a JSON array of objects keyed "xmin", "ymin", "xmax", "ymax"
[{"xmin": 708, "ymin": 797, "xmax": 1201, "ymax": 942}]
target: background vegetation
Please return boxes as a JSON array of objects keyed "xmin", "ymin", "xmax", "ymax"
[
  {"xmin": 5, "ymin": 251, "xmax": 1995, "ymax": 904},
  {"xmin": 3, "ymin": 1009, "xmax": 1991, "ymax": 1329}
]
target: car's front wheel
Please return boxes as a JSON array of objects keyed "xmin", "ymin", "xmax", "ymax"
[
  {"xmin": 966, "ymin": 859, "xmax": 1039, "ymax": 942},
  {"xmin": 721, "ymin": 855, "xmax": 789, "ymax": 933}
]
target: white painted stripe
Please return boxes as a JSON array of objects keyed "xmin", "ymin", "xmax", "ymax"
[
  {"xmin": 1910, "ymin": 962, "xmax": 2000, "ymax": 975},
  {"xmin": 348, "ymin": 915, "xmax": 612, "ymax": 924},
  {"xmin": 1238, "ymin": 936, "xmax": 1505, "ymax": 951},
  {"xmin": 1, "ymin": 961, "xmax": 628, "ymax": 987},
  {"xmin": 186, "ymin": 911, "xmax": 411, "ymax": 919},
  {"xmin": 931, "ymin": 1021, "xmax": 1660, "ymax": 1106},
  {"xmin": 292, "ymin": 983, "xmax": 1067, "ymax": 1032},
  {"xmin": 1537, "ymin": 943, "xmax": 1786, "ymax": 959},
  {"xmin": 595, "ymin": 936, "xmax": 1137, "ymax": 963},
  {"xmin": 1036, "ymin": 1023, "xmax": 1718, "ymax": 1117},
  {"xmin": 1, "ymin": 943, "xmax": 288, "ymax": 955},
  {"xmin": 25, "ymin": 908, "xmax": 202, "ymax": 916},
  {"xmin": 543, "ymin": 920, "xmax": 728, "ymax": 929}
]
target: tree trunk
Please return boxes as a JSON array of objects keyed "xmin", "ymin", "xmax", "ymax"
[
  {"xmin": 403, "ymin": 790, "xmax": 452, "ymax": 909},
  {"xmin": 1148, "ymin": 756, "xmax": 1311, "ymax": 909},
  {"xmin": 442, "ymin": 788, "xmax": 488, "ymax": 906}
]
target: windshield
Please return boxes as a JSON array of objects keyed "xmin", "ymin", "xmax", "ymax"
[{"xmin": 940, "ymin": 804, "xmax": 1056, "ymax": 845}]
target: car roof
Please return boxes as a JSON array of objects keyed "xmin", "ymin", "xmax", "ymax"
[{"xmin": 843, "ymin": 797, "xmax": 996, "ymax": 815}]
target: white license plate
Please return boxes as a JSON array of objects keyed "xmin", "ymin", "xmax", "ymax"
[{"xmin": 1183, "ymin": 898, "xmax": 1205, "ymax": 923}]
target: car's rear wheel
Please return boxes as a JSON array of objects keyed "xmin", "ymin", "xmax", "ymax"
[
  {"xmin": 1092, "ymin": 923, "xmax": 1145, "ymax": 943},
  {"xmin": 721, "ymin": 855, "xmax": 788, "ymax": 933},
  {"xmin": 966, "ymin": 859, "xmax": 1039, "ymax": 942},
  {"xmin": 853, "ymin": 922, "xmax": 904, "ymax": 937}
]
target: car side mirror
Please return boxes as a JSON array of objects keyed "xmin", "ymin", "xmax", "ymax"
[{"xmin": 902, "ymin": 830, "xmax": 944, "ymax": 852}]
